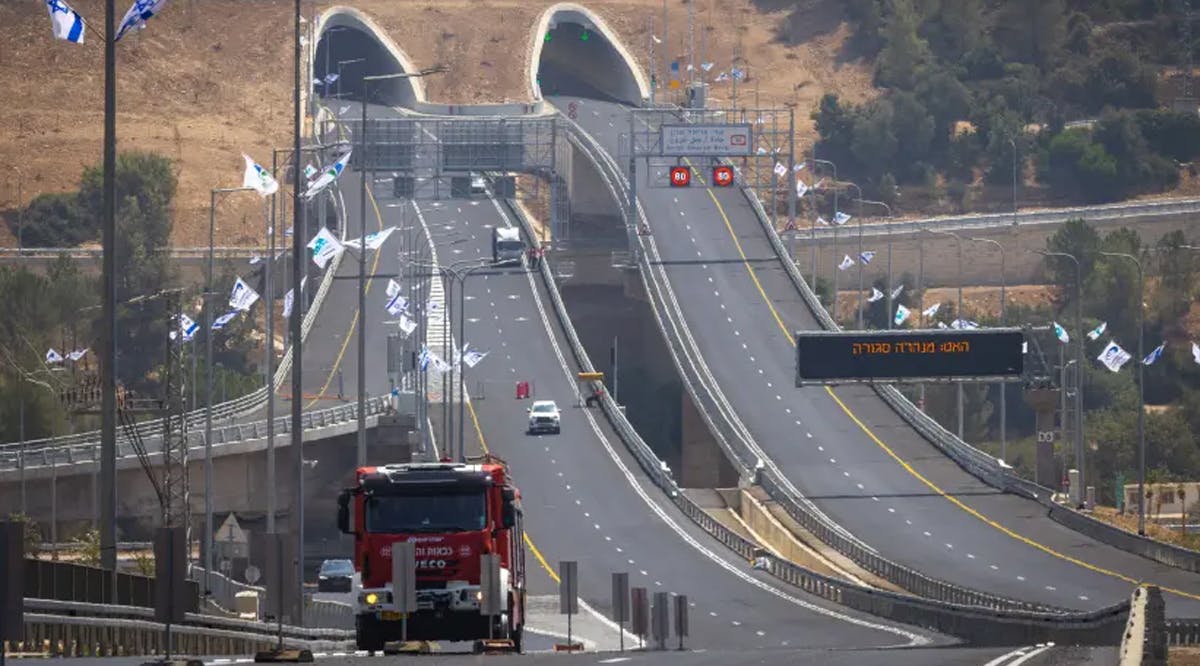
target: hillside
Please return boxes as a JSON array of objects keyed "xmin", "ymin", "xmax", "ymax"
[{"xmin": 0, "ymin": 0, "xmax": 873, "ymax": 248}]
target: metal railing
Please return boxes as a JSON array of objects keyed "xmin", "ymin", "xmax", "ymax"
[
  {"xmin": 189, "ymin": 565, "xmax": 354, "ymax": 630},
  {"xmin": 0, "ymin": 227, "xmax": 348, "ymax": 465},
  {"xmin": 0, "ymin": 247, "xmax": 271, "ymax": 259},
  {"xmin": 807, "ymin": 196, "xmax": 1200, "ymax": 240}
]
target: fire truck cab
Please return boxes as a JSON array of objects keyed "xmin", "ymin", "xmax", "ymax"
[{"xmin": 337, "ymin": 457, "xmax": 526, "ymax": 652}]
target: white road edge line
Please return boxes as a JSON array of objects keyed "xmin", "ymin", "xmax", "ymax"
[{"xmin": 489, "ymin": 196, "xmax": 927, "ymax": 647}]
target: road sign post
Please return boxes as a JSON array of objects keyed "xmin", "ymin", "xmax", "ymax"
[
  {"xmin": 393, "ymin": 541, "xmax": 417, "ymax": 644},
  {"xmin": 630, "ymin": 587, "xmax": 648, "ymax": 646},
  {"xmin": 479, "ymin": 552, "xmax": 501, "ymax": 640},
  {"xmin": 674, "ymin": 594, "xmax": 688, "ymax": 650},
  {"xmin": 0, "ymin": 522, "xmax": 24, "ymax": 666},
  {"xmin": 611, "ymin": 572, "xmax": 629, "ymax": 652},
  {"xmin": 559, "ymin": 561, "xmax": 579, "ymax": 649},
  {"xmin": 651, "ymin": 591, "xmax": 669, "ymax": 650},
  {"xmin": 154, "ymin": 526, "xmax": 187, "ymax": 660}
]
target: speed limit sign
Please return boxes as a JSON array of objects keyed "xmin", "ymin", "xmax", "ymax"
[
  {"xmin": 669, "ymin": 166, "xmax": 691, "ymax": 187},
  {"xmin": 567, "ymin": 101, "xmax": 578, "ymax": 120}
]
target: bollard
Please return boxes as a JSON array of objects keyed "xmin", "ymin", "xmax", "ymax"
[
  {"xmin": 611, "ymin": 573, "xmax": 629, "ymax": 652},
  {"xmin": 630, "ymin": 587, "xmax": 649, "ymax": 648},
  {"xmin": 651, "ymin": 592, "xmax": 669, "ymax": 650},
  {"xmin": 674, "ymin": 595, "xmax": 688, "ymax": 650}
]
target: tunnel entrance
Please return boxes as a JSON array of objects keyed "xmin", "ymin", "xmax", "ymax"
[
  {"xmin": 534, "ymin": 16, "xmax": 643, "ymax": 105},
  {"xmin": 314, "ymin": 21, "xmax": 419, "ymax": 109}
]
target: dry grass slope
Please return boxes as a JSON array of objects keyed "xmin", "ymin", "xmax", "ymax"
[{"xmin": 0, "ymin": 0, "xmax": 872, "ymax": 247}]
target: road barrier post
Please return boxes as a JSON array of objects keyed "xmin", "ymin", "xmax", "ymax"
[
  {"xmin": 611, "ymin": 572, "xmax": 629, "ymax": 652},
  {"xmin": 630, "ymin": 587, "xmax": 648, "ymax": 647},
  {"xmin": 674, "ymin": 594, "xmax": 688, "ymax": 650},
  {"xmin": 394, "ymin": 541, "xmax": 417, "ymax": 644},
  {"xmin": 651, "ymin": 591, "xmax": 668, "ymax": 650},
  {"xmin": 559, "ymin": 561, "xmax": 579, "ymax": 649}
]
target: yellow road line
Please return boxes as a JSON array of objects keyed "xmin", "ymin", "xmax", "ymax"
[
  {"xmin": 467, "ymin": 383, "xmax": 562, "ymax": 586},
  {"xmin": 304, "ymin": 181, "xmax": 386, "ymax": 410},
  {"xmin": 691, "ymin": 162, "xmax": 1200, "ymax": 601}
]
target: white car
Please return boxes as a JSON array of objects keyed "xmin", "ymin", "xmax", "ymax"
[
  {"xmin": 470, "ymin": 173, "xmax": 488, "ymax": 197},
  {"xmin": 527, "ymin": 400, "xmax": 561, "ymax": 434}
]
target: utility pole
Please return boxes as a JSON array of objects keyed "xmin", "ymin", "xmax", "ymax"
[
  {"xmin": 291, "ymin": 0, "xmax": 306, "ymax": 625},
  {"xmin": 100, "ymin": 0, "xmax": 119, "ymax": 603}
]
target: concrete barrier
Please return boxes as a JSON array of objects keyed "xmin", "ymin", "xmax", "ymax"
[
  {"xmin": 1045, "ymin": 501, "xmax": 1200, "ymax": 574},
  {"xmin": 1119, "ymin": 585, "xmax": 1167, "ymax": 665}
]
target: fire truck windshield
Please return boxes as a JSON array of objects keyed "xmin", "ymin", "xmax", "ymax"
[{"xmin": 365, "ymin": 490, "xmax": 487, "ymax": 533}]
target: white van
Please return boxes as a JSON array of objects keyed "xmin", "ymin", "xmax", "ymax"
[{"xmin": 492, "ymin": 226, "xmax": 525, "ymax": 265}]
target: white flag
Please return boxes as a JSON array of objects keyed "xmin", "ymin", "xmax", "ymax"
[
  {"xmin": 46, "ymin": 348, "xmax": 64, "ymax": 364},
  {"xmin": 795, "ymin": 180, "xmax": 809, "ymax": 199},
  {"xmin": 774, "ymin": 162, "xmax": 787, "ymax": 178},
  {"xmin": 937, "ymin": 322, "xmax": 948, "ymax": 329},
  {"xmin": 46, "ymin": 0, "xmax": 86, "ymax": 43},
  {"xmin": 178, "ymin": 314, "xmax": 199, "ymax": 341},
  {"xmin": 701, "ymin": 62, "xmax": 714, "ymax": 72},
  {"xmin": 867, "ymin": 288, "xmax": 884, "ymax": 303},
  {"xmin": 1193, "ymin": 342, "xmax": 1200, "ymax": 365},
  {"xmin": 242, "ymin": 154, "xmax": 279, "ymax": 196},
  {"xmin": 891, "ymin": 284, "xmax": 904, "ymax": 300},
  {"xmin": 1053, "ymin": 322, "xmax": 1069, "ymax": 344},
  {"xmin": 816, "ymin": 216, "xmax": 829, "ymax": 227},
  {"xmin": 229, "ymin": 277, "xmax": 260, "ymax": 312},
  {"xmin": 212, "ymin": 311, "xmax": 240, "ymax": 331},
  {"xmin": 794, "ymin": 162, "xmax": 806, "ymax": 172},
  {"xmin": 307, "ymin": 227, "xmax": 344, "ymax": 269},
  {"xmin": 834, "ymin": 211, "xmax": 851, "ymax": 225},
  {"xmin": 838, "ymin": 255, "xmax": 855, "ymax": 271},
  {"xmin": 922, "ymin": 302, "xmax": 941, "ymax": 318},
  {"xmin": 1142, "ymin": 342, "xmax": 1166, "ymax": 366},
  {"xmin": 652, "ymin": 34, "xmax": 662, "ymax": 44},
  {"xmin": 67, "ymin": 348, "xmax": 89, "ymax": 361},
  {"xmin": 115, "ymin": 0, "xmax": 168, "ymax": 41},
  {"xmin": 283, "ymin": 289, "xmax": 295, "ymax": 319},
  {"xmin": 894, "ymin": 304, "xmax": 911, "ymax": 326},
  {"xmin": 398, "ymin": 314, "xmax": 417, "ymax": 336},
  {"xmin": 951, "ymin": 319, "xmax": 979, "ymax": 330},
  {"xmin": 859, "ymin": 251, "xmax": 876, "ymax": 265},
  {"xmin": 1087, "ymin": 322, "xmax": 1107, "ymax": 341},
  {"xmin": 426, "ymin": 299, "xmax": 441, "ymax": 313},
  {"xmin": 385, "ymin": 292, "xmax": 409, "ymax": 316},
  {"xmin": 344, "ymin": 226, "xmax": 397, "ymax": 251},
  {"xmin": 305, "ymin": 150, "xmax": 352, "ymax": 200},
  {"xmin": 1097, "ymin": 341, "xmax": 1132, "ymax": 372},
  {"xmin": 462, "ymin": 349, "xmax": 488, "ymax": 368},
  {"xmin": 386, "ymin": 279, "xmax": 402, "ymax": 298}
]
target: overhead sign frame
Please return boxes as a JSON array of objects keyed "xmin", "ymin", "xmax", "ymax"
[
  {"xmin": 794, "ymin": 327, "xmax": 1027, "ymax": 386},
  {"xmin": 659, "ymin": 123, "xmax": 753, "ymax": 157}
]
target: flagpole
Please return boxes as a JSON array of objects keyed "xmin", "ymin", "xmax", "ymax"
[
  {"xmin": 1101, "ymin": 251, "xmax": 1144, "ymax": 531},
  {"xmin": 100, "ymin": 0, "xmax": 118, "ymax": 604},
  {"xmin": 1035, "ymin": 249, "xmax": 1085, "ymax": 508},
  {"xmin": 291, "ymin": 0, "xmax": 306, "ymax": 625},
  {"xmin": 268, "ymin": 152, "xmax": 279, "ymax": 535},
  {"xmin": 358, "ymin": 85, "xmax": 370, "ymax": 469}
]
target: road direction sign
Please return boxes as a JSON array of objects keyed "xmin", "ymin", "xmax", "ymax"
[{"xmin": 660, "ymin": 124, "xmax": 753, "ymax": 157}]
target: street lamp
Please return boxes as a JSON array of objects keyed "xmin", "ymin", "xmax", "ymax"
[
  {"xmin": 808, "ymin": 158, "xmax": 837, "ymax": 290},
  {"xmin": 1099, "ymin": 251, "xmax": 1146, "ymax": 534},
  {"xmin": 354, "ymin": 66, "xmax": 447, "ymax": 467},
  {"xmin": 970, "ymin": 237, "xmax": 1007, "ymax": 461},
  {"xmin": 925, "ymin": 229, "xmax": 964, "ymax": 439},
  {"xmin": 204, "ymin": 186, "xmax": 255, "ymax": 596},
  {"xmin": 1033, "ymin": 249, "xmax": 1085, "ymax": 506},
  {"xmin": 855, "ymin": 199, "xmax": 892, "ymax": 327}
]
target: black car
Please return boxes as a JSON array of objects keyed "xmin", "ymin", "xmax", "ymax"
[{"xmin": 317, "ymin": 558, "xmax": 354, "ymax": 593}]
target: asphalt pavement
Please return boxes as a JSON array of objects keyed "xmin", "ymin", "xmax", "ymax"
[{"xmin": 549, "ymin": 95, "xmax": 1200, "ymax": 617}]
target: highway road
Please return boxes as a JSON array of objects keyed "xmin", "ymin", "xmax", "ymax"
[
  {"xmin": 409, "ymin": 186, "xmax": 939, "ymax": 650},
  {"xmin": 548, "ymin": 95, "xmax": 1200, "ymax": 617},
  {"xmin": 51, "ymin": 644, "xmax": 1112, "ymax": 665}
]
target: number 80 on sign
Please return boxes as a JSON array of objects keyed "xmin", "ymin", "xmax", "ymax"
[{"xmin": 669, "ymin": 166, "xmax": 691, "ymax": 187}]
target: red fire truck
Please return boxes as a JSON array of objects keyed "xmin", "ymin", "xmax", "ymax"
[{"xmin": 336, "ymin": 456, "xmax": 527, "ymax": 652}]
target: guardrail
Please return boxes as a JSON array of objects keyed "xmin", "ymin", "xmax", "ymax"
[
  {"xmin": 189, "ymin": 565, "xmax": 354, "ymax": 630},
  {"xmin": 556, "ymin": 116, "xmax": 1069, "ymax": 613},
  {"xmin": 0, "ymin": 247, "xmax": 271, "ymax": 259},
  {"xmin": 806, "ymin": 196, "xmax": 1200, "ymax": 239}
]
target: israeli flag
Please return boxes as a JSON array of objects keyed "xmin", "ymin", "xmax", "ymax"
[
  {"xmin": 115, "ymin": 0, "xmax": 168, "ymax": 41},
  {"xmin": 866, "ymin": 287, "xmax": 884, "ymax": 303},
  {"xmin": 859, "ymin": 251, "xmax": 876, "ymax": 265},
  {"xmin": 922, "ymin": 302, "xmax": 941, "ymax": 318},
  {"xmin": 1087, "ymin": 322, "xmax": 1107, "ymax": 341},
  {"xmin": 838, "ymin": 255, "xmax": 855, "ymax": 271},
  {"xmin": 307, "ymin": 227, "xmax": 344, "ymax": 269},
  {"xmin": 385, "ymin": 292, "xmax": 409, "ymax": 316},
  {"xmin": 894, "ymin": 304, "xmax": 911, "ymax": 326},
  {"xmin": 1097, "ymin": 341, "xmax": 1132, "ymax": 372},
  {"xmin": 46, "ymin": 348, "xmax": 64, "ymax": 364},
  {"xmin": 426, "ymin": 299, "xmax": 441, "ymax": 313},
  {"xmin": 1193, "ymin": 342, "xmax": 1200, "ymax": 365},
  {"xmin": 45, "ymin": 0, "xmax": 85, "ymax": 43},
  {"xmin": 714, "ymin": 72, "xmax": 730, "ymax": 83},
  {"xmin": 816, "ymin": 216, "xmax": 829, "ymax": 227},
  {"xmin": 774, "ymin": 162, "xmax": 787, "ymax": 178},
  {"xmin": 794, "ymin": 162, "xmax": 807, "ymax": 172},
  {"xmin": 462, "ymin": 349, "xmax": 488, "ymax": 369},
  {"xmin": 951, "ymin": 319, "xmax": 979, "ymax": 330},
  {"xmin": 242, "ymin": 154, "xmax": 279, "ymax": 196},
  {"xmin": 386, "ymin": 279, "xmax": 402, "ymax": 299},
  {"xmin": 282, "ymin": 277, "xmax": 307, "ymax": 319},
  {"xmin": 795, "ymin": 180, "xmax": 809, "ymax": 199},
  {"xmin": 212, "ymin": 311, "xmax": 240, "ymax": 331},
  {"xmin": 418, "ymin": 346, "xmax": 432, "ymax": 371},
  {"xmin": 305, "ymin": 150, "xmax": 352, "ymax": 200},
  {"xmin": 833, "ymin": 211, "xmax": 851, "ymax": 226},
  {"xmin": 345, "ymin": 226, "xmax": 397, "ymax": 251},
  {"xmin": 67, "ymin": 348, "xmax": 89, "ymax": 361},
  {"xmin": 701, "ymin": 62, "xmax": 714, "ymax": 72},
  {"xmin": 229, "ymin": 277, "xmax": 260, "ymax": 312},
  {"xmin": 1053, "ymin": 322, "xmax": 1069, "ymax": 344},
  {"xmin": 398, "ymin": 314, "xmax": 417, "ymax": 336},
  {"xmin": 1142, "ymin": 342, "xmax": 1166, "ymax": 366},
  {"xmin": 731, "ymin": 67, "xmax": 746, "ymax": 81},
  {"xmin": 891, "ymin": 284, "xmax": 904, "ymax": 300},
  {"xmin": 179, "ymin": 314, "xmax": 199, "ymax": 341}
]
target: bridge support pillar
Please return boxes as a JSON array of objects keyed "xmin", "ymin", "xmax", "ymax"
[{"xmin": 679, "ymin": 391, "xmax": 738, "ymax": 489}]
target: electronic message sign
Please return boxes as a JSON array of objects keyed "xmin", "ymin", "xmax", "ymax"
[{"xmin": 795, "ymin": 328, "xmax": 1025, "ymax": 385}]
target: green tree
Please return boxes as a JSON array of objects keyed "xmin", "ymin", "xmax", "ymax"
[
  {"xmin": 16, "ymin": 193, "xmax": 89, "ymax": 248},
  {"xmin": 1044, "ymin": 218, "xmax": 1101, "ymax": 298},
  {"xmin": 813, "ymin": 94, "xmax": 858, "ymax": 172},
  {"xmin": 919, "ymin": 0, "xmax": 984, "ymax": 61},
  {"xmin": 993, "ymin": 0, "xmax": 1067, "ymax": 69},
  {"xmin": 851, "ymin": 99, "xmax": 899, "ymax": 180},
  {"xmin": 6, "ymin": 513, "xmax": 42, "ymax": 557},
  {"xmin": 875, "ymin": 0, "xmax": 932, "ymax": 89},
  {"xmin": 73, "ymin": 528, "xmax": 101, "ymax": 567},
  {"xmin": 914, "ymin": 66, "xmax": 974, "ymax": 150},
  {"xmin": 1135, "ymin": 109, "xmax": 1200, "ymax": 162},
  {"xmin": 890, "ymin": 91, "xmax": 936, "ymax": 174}
]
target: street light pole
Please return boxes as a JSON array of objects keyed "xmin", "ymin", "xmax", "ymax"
[
  {"xmin": 971, "ymin": 237, "xmax": 1007, "ymax": 460},
  {"xmin": 100, "ymin": 0, "xmax": 118, "ymax": 603},
  {"xmin": 1101, "ymin": 251, "xmax": 1145, "ymax": 533},
  {"xmin": 856, "ymin": 199, "xmax": 892, "ymax": 326},
  {"xmin": 291, "ymin": 0, "xmax": 306, "ymax": 625},
  {"xmin": 1035, "ymin": 249, "xmax": 1084, "ymax": 505},
  {"xmin": 809, "ymin": 159, "xmax": 836, "ymax": 290},
  {"xmin": 927, "ymin": 229, "xmax": 964, "ymax": 439}
]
